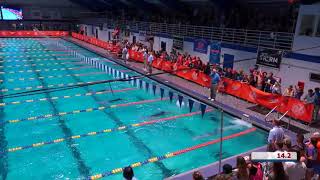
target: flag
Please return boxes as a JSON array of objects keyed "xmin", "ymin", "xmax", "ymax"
[
  {"xmin": 169, "ymin": 91, "xmax": 174, "ymax": 102},
  {"xmin": 152, "ymin": 85, "xmax": 157, "ymax": 96},
  {"xmin": 188, "ymin": 99, "xmax": 194, "ymax": 112},
  {"xmin": 178, "ymin": 95, "xmax": 183, "ymax": 108},
  {"xmin": 160, "ymin": 88, "xmax": 164, "ymax": 99},
  {"xmin": 200, "ymin": 104, "xmax": 207, "ymax": 118}
]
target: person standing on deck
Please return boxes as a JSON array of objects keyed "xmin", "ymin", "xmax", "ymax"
[
  {"xmin": 208, "ymin": 69, "xmax": 220, "ymax": 101},
  {"xmin": 147, "ymin": 51, "xmax": 154, "ymax": 75},
  {"xmin": 143, "ymin": 47, "xmax": 148, "ymax": 71},
  {"xmin": 267, "ymin": 119, "xmax": 285, "ymax": 145},
  {"xmin": 122, "ymin": 46, "xmax": 128, "ymax": 64},
  {"xmin": 311, "ymin": 87, "xmax": 320, "ymax": 125}
]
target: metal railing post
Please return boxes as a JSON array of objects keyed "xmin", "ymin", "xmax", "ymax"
[
  {"xmin": 258, "ymin": 31, "xmax": 261, "ymax": 48},
  {"xmin": 244, "ymin": 29, "xmax": 248, "ymax": 46},
  {"xmin": 273, "ymin": 32, "xmax": 277, "ymax": 49},
  {"xmin": 232, "ymin": 29, "xmax": 235, "ymax": 43}
]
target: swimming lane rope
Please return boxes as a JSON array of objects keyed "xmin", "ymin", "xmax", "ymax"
[
  {"xmin": 0, "ymin": 67, "xmax": 191, "ymax": 99},
  {"xmin": 88, "ymin": 127, "xmax": 257, "ymax": 180},
  {"xmin": 1, "ymin": 109, "xmax": 212, "ymax": 154}
]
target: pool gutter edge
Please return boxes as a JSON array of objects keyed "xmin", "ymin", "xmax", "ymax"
[
  {"xmin": 165, "ymin": 145, "xmax": 267, "ymax": 180},
  {"xmin": 62, "ymin": 36, "xmax": 297, "ymax": 178}
]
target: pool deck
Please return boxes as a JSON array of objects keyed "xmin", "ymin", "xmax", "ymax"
[{"xmin": 64, "ymin": 37, "xmax": 318, "ymax": 179}]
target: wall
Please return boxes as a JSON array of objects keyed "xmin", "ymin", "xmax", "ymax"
[
  {"xmin": 181, "ymin": 38, "xmax": 320, "ymax": 91},
  {"xmin": 80, "ymin": 24, "xmax": 114, "ymax": 41},
  {"xmin": 78, "ymin": 23, "xmax": 320, "ymax": 91},
  {"xmin": 292, "ymin": 3, "xmax": 320, "ymax": 56},
  {"xmin": 153, "ymin": 36, "xmax": 173, "ymax": 53},
  {"xmin": 235, "ymin": 58, "xmax": 319, "ymax": 92},
  {"xmin": 292, "ymin": 36, "xmax": 320, "ymax": 57},
  {"xmin": 183, "ymin": 41, "xmax": 210, "ymax": 61},
  {"xmin": 128, "ymin": 32, "xmax": 151, "ymax": 49}
]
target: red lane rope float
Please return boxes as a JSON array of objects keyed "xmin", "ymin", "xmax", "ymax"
[
  {"xmin": 1, "ymin": 109, "xmax": 213, "ymax": 154},
  {"xmin": 89, "ymin": 127, "xmax": 257, "ymax": 179}
]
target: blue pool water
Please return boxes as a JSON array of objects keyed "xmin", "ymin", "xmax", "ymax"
[{"xmin": 0, "ymin": 38, "xmax": 268, "ymax": 180}]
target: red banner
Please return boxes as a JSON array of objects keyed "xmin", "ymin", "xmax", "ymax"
[
  {"xmin": 0, "ymin": 31, "xmax": 68, "ymax": 37},
  {"xmin": 71, "ymin": 32, "xmax": 314, "ymax": 123},
  {"xmin": 71, "ymin": 32, "xmax": 121, "ymax": 53},
  {"xmin": 223, "ymin": 78, "xmax": 313, "ymax": 122}
]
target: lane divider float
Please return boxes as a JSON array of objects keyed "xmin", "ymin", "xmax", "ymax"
[
  {"xmin": 3, "ymin": 98, "xmax": 169, "ymax": 125},
  {"xmin": 0, "ymin": 57, "xmax": 79, "ymax": 63},
  {"xmin": 0, "ymin": 61, "xmax": 78, "ymax": 69},
  {"xmin": 0, "ymin": 66, "xmax": 91, "ymax": 75},
  {"xmin": 1, "ymin": 81, "xmax": 91, "ymax": 93},
  {"xmin": 88, "ymin": 127, "xmax": 257, "ymax": 179},
  {"xmin": 0, "ymin": 53, "xmax": 69, "ymax": 58},
  {"xmin": 0, "ymin": 71, "xmax": 105, "ymax": 83},
  {"xmin": 0, "ymin": 87, "xmax": 136, "ymax": 107},
  {"xmin": 2, "ymin": 109, "xmax": 212, "ymax": 154}
]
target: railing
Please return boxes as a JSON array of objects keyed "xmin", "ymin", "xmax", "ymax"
[{"xmin": 82, "ymin": 18, "xmax": 294, "ymax": 50}]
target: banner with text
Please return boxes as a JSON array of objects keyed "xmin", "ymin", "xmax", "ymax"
[
  {"xmin": 193, "ymin": 39, "xmax": 208, "ymax": 54},
  {"xmin": 209, "ymin": 41, "xmax": 221, "ymax": 64},
  {"xmin": 256, "ymin": 48, "xmax": 283, "ymax": 68}
]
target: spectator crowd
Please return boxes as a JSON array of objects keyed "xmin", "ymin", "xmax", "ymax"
[
  {"xmin": 123, "ymin": 122, "xmax": 320, "ymax": 180},
  {"xmin": 120, "ymin": 39, "xmax": 320, "ymax": 124}
]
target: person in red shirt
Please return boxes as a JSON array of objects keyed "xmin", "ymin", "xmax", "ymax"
[
  {"xmin": 196, "ymin": 57, "xmax": 203, "ymax": 70},
  {"xmin": 184, "ymin": 56, "xmax": 192, "ymax": 67},
  {"xmin": 177, "ymin": 54, "xmax": 183, "ymax": 65}
]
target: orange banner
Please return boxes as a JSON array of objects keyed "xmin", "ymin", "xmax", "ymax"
[
  {"xmin": 223, "ymin": 78, "xmax": 313, "ymax": 122},
  {"xmin": 0, "ymin": 31, "xmax": 68, "ymax": 37},
  {"xmin": 71, "ymin": 32, "xmax": 121, "ymax": 53},
  {"xmin": 71, "ymin": 32, "xmax": 314, "ymax": 123}
]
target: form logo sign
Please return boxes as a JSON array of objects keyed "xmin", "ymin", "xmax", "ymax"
[{"xmin": 256, "ymin": 48, "xmax": 283, "ymax": 68}]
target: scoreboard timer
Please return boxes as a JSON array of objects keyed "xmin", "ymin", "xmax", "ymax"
[{"xmin": 251, "ymin": 152, "xmax": 297, "ymax": 162}]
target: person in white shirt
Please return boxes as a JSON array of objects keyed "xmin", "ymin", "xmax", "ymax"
[
  {"xmin": 268, "ymin": 119, "xmax": 285, "ymax": 144},
  {"xmin": 284, "ymin": 151, "xmax": 307, "ymax": 180},
  {"xmin": 147, "ymin": 51, "xmax": 154, "ymax": 75},
  {"xmin": 143, "ymin": 48, "xmax": 148, "ymax": 71},
  {"xmin": 122, "ymin": 46, "xmax": 128, "ymax": 64}
]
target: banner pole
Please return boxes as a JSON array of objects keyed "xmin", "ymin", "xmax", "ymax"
[{"xmin": 218, "ymin": 109, "xmax": 224, "ymax": 174}]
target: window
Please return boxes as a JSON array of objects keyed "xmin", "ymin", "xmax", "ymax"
[{"xmin": 299, "ymin": 15, "xmax": 316, "ymax": 36}]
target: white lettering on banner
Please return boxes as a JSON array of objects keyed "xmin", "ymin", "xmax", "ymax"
[
  {"xmin": 291, "ymin": 104, "xmax": 305, "ymax": 116},
  {"xmin": 173, "ymin": 64, "xmax": 178, "ymax": 71},
  {"xmin": 260, "ymin": 54, "xmax": 278, "ymax": 63},
  {"xmin": 202, "ymin": 76, "xmax": 209, "ymax": 82},
  {"xmin": 249, "ymin": 91, "xmax": 257, "ymax": 101},
  {"xmin": 269, "ymin": 98, "xmax": 280, "ymax": 104},
  {"xmin": 192, "ymin": 72, "xmax": 198, "ymax": 80},
  {"xmin": 231, "ymin": 84, "xmax": 241, "ymax": 91}
]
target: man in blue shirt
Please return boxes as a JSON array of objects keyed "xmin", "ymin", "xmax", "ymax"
[
  {"xmin": 209, "ymin": 69, "xmax": 220, "ymax": 101},
  {"xmin": 311, "ymin": 87, "xmax": 320, "ymax": 125}
]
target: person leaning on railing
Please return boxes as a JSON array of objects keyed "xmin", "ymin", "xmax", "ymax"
[{"xmin": 311, "ymin": 87, "xmax": 320, "ymax": 125}]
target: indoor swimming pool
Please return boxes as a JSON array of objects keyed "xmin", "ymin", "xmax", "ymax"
[{"xmin": 0, "ymin": 38, "xmax": 268, "ymax": 180}]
